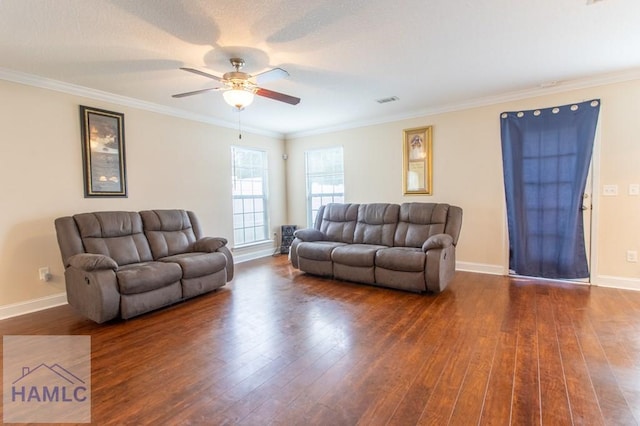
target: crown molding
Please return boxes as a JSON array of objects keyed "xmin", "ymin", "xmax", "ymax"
[
  {"xmin": 3, "ymin": 66, "xmax": 640, "ymax": 141},
  {"xmin": 286, "ymin": 67, "xmax": 640, "ymax": 139},
  {"xmin": 0, "ymin": 67, "xmax": 283, "ymax": 139}
]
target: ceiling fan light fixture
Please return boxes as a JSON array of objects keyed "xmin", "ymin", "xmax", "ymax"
[
  {"xmin": 223, "ymin": 89, "xmax": 254, "ymax": 109},
  {"xmin": 175, "ymin": 58, "xmax": 300, "ymax": 106}
]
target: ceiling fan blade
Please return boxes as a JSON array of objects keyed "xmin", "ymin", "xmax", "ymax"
[
  {"xmin": 255, "ymin": 88, "xmax": 300, "ymax": 105},
  {"xmin": 179, "ymin": 67, "xmax": 223, "ymax": 81},
  {"xmin": 172, "ymin": 87, "xmax": 222, "ymax": 98},
  {"xmin": 251, "ymin": 67, "xmax": 289, "ymax": 84}
]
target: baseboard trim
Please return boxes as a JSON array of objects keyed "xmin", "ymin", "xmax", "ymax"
[
  {"xmin": 455, "ymin": 262, "xmax": 640, "ymax": 292},
  {"xmin": 0, "ymin": 250, "xmax": 276, "ymax": 321},
  {"xmin": 456, "ymin": 261, "xmax": 505, "ymax": 276},
  {"xmin": 593, "ymin": 275, "xmax": 640, "ymax": 291},
  {"xmin": 2, "ymin": 266, "xmax": 635, "ymax": 322},
  {"xmin": 0, "ymin": 293, "xmax": 68, "ymax": 321},
  {"xmin": 233, "ymin": 246, "xmax": 277, "ymax": 264}
]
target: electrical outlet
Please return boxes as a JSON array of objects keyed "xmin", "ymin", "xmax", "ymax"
[
  {"xmin": 603, "ymin": 184, "xmax": 618, "ymax": 196},
  {"xmin": 39, "ymin": 267, "xmax": 51, "ymax": 281},
  {"xmin": 627, "ymin": 250, "xmax": 638, "ymax": 263},
  {"xmin": 629, "ymin": 184, "xmax": 640, "ymax": 196}
]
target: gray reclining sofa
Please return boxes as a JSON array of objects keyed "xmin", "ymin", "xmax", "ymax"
[
  {"xmin": 55, "ymin": 209, "xmax": 233, "ymax": 323},
  {"xmin": 289, "ymin": 202, "xmax": 462, "ymax": 293}
]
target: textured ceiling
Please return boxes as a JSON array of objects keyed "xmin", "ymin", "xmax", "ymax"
[{"xmin": 1, "ymin": 0, "xmax": 640, "ymax": 136}]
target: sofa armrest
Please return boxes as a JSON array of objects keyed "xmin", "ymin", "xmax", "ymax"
[
  {"xmin": 215, "ymin": 245, "xmax": 234, "ymax": 281},
  {"xmin": 193, "ymin": 237, "xmax": 228, "ymax": 252},
  {"xmin": 65, "ymin": 266, "xmax": 120, "ymax": 323},
  {"xmin": 68, "ymin": 253, "xmax": 118, "ymax": 271},
  {"xmin": 293, "ymin": 228, "xmax": 326, "ymax": 242},
  {"xmin": 193, "ymin": 237, "xmax": 234, "ymax": 282},
  {"xmin": 422, "ymin": 234, "xmax": 454, "ymax": 252}
]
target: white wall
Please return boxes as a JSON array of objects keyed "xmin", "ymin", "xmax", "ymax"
[
  {"xmin": 2, "ymin": 75, "xmax": 639, "ymax": 317},
  {"xmin": 286, "ymin": 79, "xmax": 640, "ymax": 289},
  {"xmin": 0, "ymin": 79, "xmax": 286, "ymax": 313}
]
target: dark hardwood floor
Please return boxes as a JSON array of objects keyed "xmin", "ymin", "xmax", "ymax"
[{"xmin": 2, "ymin": 255, "xmax": 640, "ymax": 425}]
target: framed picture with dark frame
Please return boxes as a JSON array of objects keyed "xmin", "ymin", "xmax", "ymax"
[
  {"xmin": 80, "ymin": 105, "xmax": 127, "ymax": 197},
  {"xmin": 402, "ymin": 125, "xmax": 433, "ymax": 195}
]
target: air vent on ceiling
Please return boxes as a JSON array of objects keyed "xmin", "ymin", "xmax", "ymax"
[
  {"xmin": 376, "ymin": 96, "xmax": 399, "ymax": 104},
  {"xmin": 539, "ymin": 80, "xmax": 560, "ymax": 88}
]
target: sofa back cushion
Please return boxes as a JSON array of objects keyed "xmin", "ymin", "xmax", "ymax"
[
  {"xmin": 73, "ymin": 211, "xmax": 153, "ymax": 266},
  {"xmin": 318, "ymin": 203, "xmax": 359, "ymax": 243},
  {"xmin": 140, "ymin": 210, "xmax": 198, "ymax": 259},
  {"xmin": 55, "ymin": 216, "xmax": 86, "ymax": 268},
  {"xmin": 353, "ymin": 203, "xmax": 399, "ymax": 246},
  {"xmin": 394, "ymin": 203, "xmax": 453, "ymax": 248},
  {"xmin": 444, "ymin": 205, "xmax": 463, "ymax": 245}
]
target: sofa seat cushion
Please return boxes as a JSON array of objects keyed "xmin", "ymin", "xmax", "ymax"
[
  {"xmin": 159, "ymin": 252, "xmax": 227, "ymax": 279},
  {"xmin": 116, "ymin": 261, "xmax": 182, "ymax": 295},
  {"xmin": 120, "ymin": 282, "xmax": 182, "ymax": 320},
  {"xmin": 332, "ymin": 244, "xmax": 387, "ymax": 267},
  {"xmin": 297, "ymin": 241, "xmax": 347, "ymax": 261},
  {"xmin": 375, "ymin": 247, "xmax": 426, "ymax": 272}
]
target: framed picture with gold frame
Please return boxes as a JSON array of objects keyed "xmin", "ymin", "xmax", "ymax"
[
  {"xmin": 403, "ymin": 125, "xmax": 433, "ymax": 195},
  {"xmin": 80, "ymin": 105, "xmax": 127, "ymax": 197}
]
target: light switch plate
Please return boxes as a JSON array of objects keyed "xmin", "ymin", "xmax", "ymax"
[{"xmin": 629, "ymin": 184, "xmax": 640, "ymax": 196}]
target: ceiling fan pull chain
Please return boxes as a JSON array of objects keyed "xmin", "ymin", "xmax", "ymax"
[{"xmin": 238, "ymin": 110, "xmax": 242, "ymax": 139}]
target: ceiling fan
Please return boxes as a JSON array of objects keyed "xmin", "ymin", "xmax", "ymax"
[{"xmin": 172, "ymin": 58, "xmax": 300, "ymax": 109}]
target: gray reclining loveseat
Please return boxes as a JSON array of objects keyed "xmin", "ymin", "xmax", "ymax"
[
  {"xmin": 289, "ymin": 202, "xmax": 462, "ymax": 293},
  {"xmin": 55, "ymin": 209, "xmax": 233, "ymax": 323}
]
